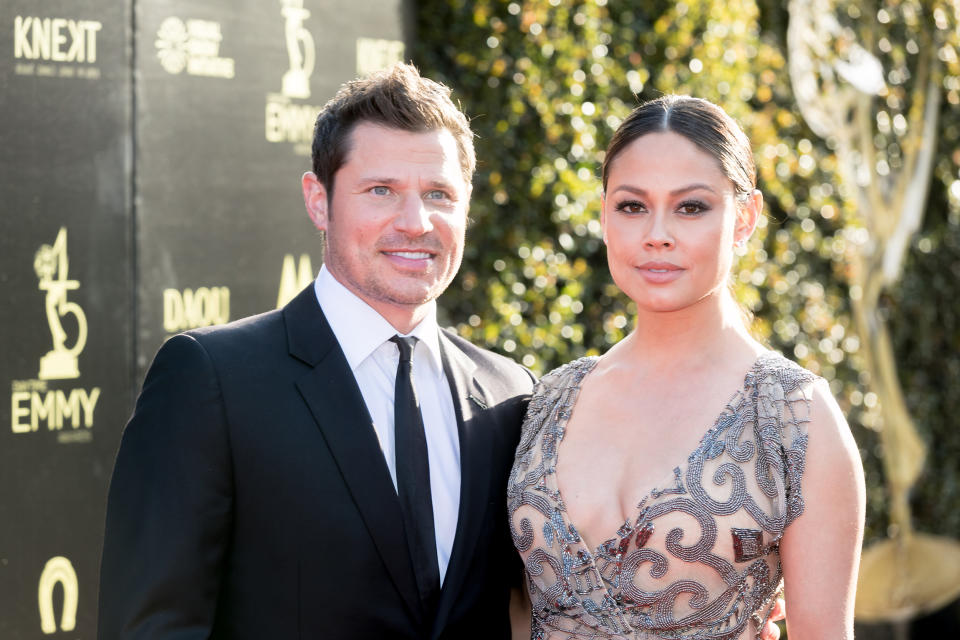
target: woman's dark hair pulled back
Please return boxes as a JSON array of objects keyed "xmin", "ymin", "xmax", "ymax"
[{"xmin": 601, "ymin": 95, "xmax": 756, "ymax": 201}]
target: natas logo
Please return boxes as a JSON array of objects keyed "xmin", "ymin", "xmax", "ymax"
[{"xmin": 155, "ymin": 16, "xmax": 235, "ymax": 79}]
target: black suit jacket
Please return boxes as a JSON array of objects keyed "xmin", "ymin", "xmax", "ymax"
[{"xmin": 98, "ymin": 285, "xmax": 535, "ymax": 639}]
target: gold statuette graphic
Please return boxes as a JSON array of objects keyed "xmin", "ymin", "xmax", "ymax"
[
  {"xmin": 281, "ymin": 0, "xmax": 314, "ymax": 99},
  {"xmin": 34, "ymin": 228, "xmax": 88, "ymax": 380},
  {"xmin": 38, "ymin": 556, "xmax": 78, "ymax": 634}
]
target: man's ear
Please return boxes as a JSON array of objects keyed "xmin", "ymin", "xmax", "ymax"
[
  {"xmin": 735, "ymin": 189, "xmax": 762, "ymax": 246},
  {"xmin": 302, "ymin": 172, "xmax": 329, "ymax": 231}
]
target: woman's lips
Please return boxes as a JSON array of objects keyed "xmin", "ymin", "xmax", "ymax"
[{"xmin": 635, "ymin": 261, "xmax": 684, "ymax": 284}]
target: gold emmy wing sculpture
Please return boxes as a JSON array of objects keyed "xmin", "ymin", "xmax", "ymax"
[{"xmin": 788, "ymin": 0, "xmax": 960, "ymax": 622}]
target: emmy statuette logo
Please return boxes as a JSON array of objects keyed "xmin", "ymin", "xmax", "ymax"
[
  {"xmin": 38, "ymin": 556, "xmax": 78, "ymax": 634},
  {"xmin": 281, "ymin": 0, "xmax": 314, "ymax": 99},
  {"xmin": 35, "ymin": 228, "xmax": 87, "ymax": 380},
  {"xmin": 263, "ymin": 3, "xmax": 405, "ymax": 154},
  {"xmin": 10, "ymin": 227, "xmax": 101, "ymax": 440},
  {"xmin": 265, "ymin": 1, "xmax": 321, "ymax": 153}
]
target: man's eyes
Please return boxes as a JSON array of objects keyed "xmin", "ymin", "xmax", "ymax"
[{"xmin": 368, "ymin": 187, "xmax": 450, "ymax": 200}]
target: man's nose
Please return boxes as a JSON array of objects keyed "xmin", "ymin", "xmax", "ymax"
[{"xmin": 394, "ymin": 194, "xmax": 434, "ymax": 235}]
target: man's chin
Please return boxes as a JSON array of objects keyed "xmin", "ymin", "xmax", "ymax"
[{"xmin": 376, "ymin": 282, "xmax": 446, "ymax": 308}]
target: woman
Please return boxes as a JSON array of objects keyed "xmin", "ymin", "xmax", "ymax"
[{"xmin": 508, "ymin": 95, "xmax": 865, "ymax": 639}]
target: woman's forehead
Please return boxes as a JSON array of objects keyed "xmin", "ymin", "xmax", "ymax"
[{"xmin": 606, "ymin": 132, "xmax": 732, "ymax": 190}]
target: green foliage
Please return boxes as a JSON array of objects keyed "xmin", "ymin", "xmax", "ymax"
[{"xmin": 414, "ymin": 0, "xmax": 960, "ymax": 545}]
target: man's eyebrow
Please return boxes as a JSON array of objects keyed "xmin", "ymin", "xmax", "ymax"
[{"xmin": 358, "ymin": 176, "xmax": 402, "ymax": 185}]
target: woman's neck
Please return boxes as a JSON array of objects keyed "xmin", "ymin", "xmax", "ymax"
[{"xmin": 613, "ymin": 291, "xmax": 762, "ymax": 373}]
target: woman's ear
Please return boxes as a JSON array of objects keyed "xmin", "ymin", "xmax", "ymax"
[
  {"xmin": 734, "ymin": 189, "xmax": 762, "ymax": 246},
  {"xmin": 600, "ymin": 192, "xmax": 608, "ymax": 244}
]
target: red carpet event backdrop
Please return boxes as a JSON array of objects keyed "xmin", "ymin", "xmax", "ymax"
[{"xmin": 0, "ymin": 1, "xmax": 411, "ymax": 636}]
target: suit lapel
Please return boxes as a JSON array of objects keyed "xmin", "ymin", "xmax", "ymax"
[
  {"xmin": 433, "ymin": 333, "xmax": 495, "ymax": 632},
  {"xmin": 284, "ymin": 286, "xmax": 422, "ymax": 621}
]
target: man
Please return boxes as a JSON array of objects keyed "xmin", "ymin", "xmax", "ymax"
[{"xmin": 98, "ymin": 63, "xmax": 534, "ymax": 639}]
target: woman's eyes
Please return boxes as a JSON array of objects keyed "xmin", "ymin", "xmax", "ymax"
[
  {"xmin": 615, "ymin": 200, "xmax": 646, "ymax": 214},
  {"xmin": 614, "ymin": 199, "xmax": 710, "ymax": 216},
  {"xmin": 677, "ymin": 200, "xmax": 709, "ymax": 216}
]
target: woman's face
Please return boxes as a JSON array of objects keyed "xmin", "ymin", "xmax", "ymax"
[{"xmin": 601, "ymin": 131, "xmax": 758, "ymax": 315}]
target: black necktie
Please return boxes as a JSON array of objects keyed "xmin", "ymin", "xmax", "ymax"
[{"xmin": 389, "ymin": 335, "xmax": 441, "ymax": 614}]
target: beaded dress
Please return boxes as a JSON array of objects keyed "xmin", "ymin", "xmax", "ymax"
[{"xmin": 508, "ymin": 352, "xmax": 816, "ymax": 640}]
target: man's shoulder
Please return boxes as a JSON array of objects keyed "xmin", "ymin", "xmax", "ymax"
[
  {"xmin": 188, "ymin": 308, "xmax": 283, "ymax": 340},
  {"xmin": 169, "ymin": 308, "xmax": 286, "ymax": 363},
  {"xmin": 141, "ymin": 308, "xmax": 293, "ymax": 398}
]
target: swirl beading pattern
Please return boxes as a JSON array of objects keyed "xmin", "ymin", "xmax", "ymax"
[{"xmin": 508, "ymin": 352, "xmax": 815, "ymax": 640}]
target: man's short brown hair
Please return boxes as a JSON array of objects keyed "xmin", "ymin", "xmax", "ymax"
[{"xmin": 310, "ymin": 63, "xmax": 475, "ymax": 198}]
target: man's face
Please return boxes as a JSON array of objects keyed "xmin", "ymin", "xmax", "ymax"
[{"xmin": 303, "ymin": 122, "xmax": 470, "ymax": 330}]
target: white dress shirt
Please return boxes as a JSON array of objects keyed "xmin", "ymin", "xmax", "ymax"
[{"xmin": 314, "ymin": 265, "xmax": 460, "ymax": 582}]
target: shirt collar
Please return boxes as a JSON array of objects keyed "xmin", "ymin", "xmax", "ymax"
[{"xmin": 314, "ymin": 265, "xmax": 444, "ymax": 374}]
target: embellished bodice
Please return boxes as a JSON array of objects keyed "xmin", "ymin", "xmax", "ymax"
[{"xmin": 508, "ymin": 353, "xmax": 816, "ymax": 640}]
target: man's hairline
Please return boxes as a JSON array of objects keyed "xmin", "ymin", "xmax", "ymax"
[{"xmin": 322, "ymin": 119, "xmax": 475, "ymax": 200}]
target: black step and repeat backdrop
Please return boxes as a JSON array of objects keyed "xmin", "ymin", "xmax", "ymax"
[{"xmin": 0, "ymin": 1, "xmax": 410, "ymax": 636}]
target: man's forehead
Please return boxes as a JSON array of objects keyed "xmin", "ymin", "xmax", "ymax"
[
  {"xmin": 347, "ymin": 121, "xmax": 456, "ymax": 147},
  {"xmin": 342, "ymin": 125, "xmax": 464, "ymax": 176}
]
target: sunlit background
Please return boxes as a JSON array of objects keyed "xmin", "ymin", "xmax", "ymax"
[{"xmin": 414, "ymin": 1, "xmax": 960, "ymax": 637}]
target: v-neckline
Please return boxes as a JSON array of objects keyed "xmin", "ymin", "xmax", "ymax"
[{"xmin": 549, "ymin": 351, "xmax": 775, "ymax": 556}]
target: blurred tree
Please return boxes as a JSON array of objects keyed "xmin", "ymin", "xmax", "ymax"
[{"xmin": 414, "ymin": 0, "xmax": 960, "ymax": 627}]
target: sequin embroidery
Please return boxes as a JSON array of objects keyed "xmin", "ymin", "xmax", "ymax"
[{"xmin": 508, "ymin": 352, "xmax": 816, "ymax": 640}]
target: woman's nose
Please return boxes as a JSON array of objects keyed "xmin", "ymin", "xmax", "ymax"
[{"xmin": 644, "ymin": 213, "xmax": 674, "ymax": 248}]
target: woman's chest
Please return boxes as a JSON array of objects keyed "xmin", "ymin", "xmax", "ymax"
[{"xmin": 510, "ymin": 404, "xmax": 788, "ymax": 635}]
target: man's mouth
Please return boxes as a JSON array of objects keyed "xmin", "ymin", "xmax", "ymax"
[{"xmin": 383, "ymin": 250, "xmax": 433, "ymax": 260}]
